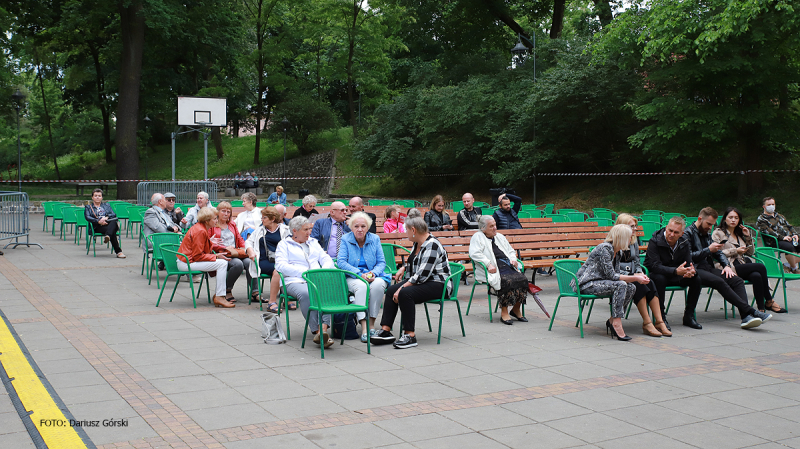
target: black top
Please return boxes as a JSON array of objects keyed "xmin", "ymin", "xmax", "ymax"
[{"xmin": 293, "ymin": 207, "xmax": 319, "ymax": 219}]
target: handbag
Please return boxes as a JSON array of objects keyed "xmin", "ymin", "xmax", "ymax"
[
  {"xmin": 619, "ymin": 261, "xmax": 635, "ymax": 275},
  {"xmin": 260, "ymin": 312, "xmax": 287, "ymax": 344}
]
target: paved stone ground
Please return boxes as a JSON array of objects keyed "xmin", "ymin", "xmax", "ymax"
[{"xmin": 2, "ymin": 216, "xmax": 800, "ymax": 449}]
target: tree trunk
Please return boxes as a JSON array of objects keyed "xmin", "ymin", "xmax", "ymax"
[
  {"xmin": 116, "ymin": 0, "xmax": 145, "ymax": 199},
  {"xmin": 347, "ymin": 43, "xmax": 357, "ymax": 136},
  {"xmin": 480, "ymin": 0, "xmax": 533, "ymax": 48},
  {"xmin": 550, "ymin": 0, "xmax": 566, "ymax": 38},
  {"xmin": 212, "ymin": 127, "xmax": 224, "ymax": 159},
  {"xmin": 36, "ymin": 65, "xmax": 61, "ymax": 181},
  {"xmin": 592, "ymin": 0, "xmax": 613, "ymax": 26},
  {"xmin": 89, "ymin": 42, "xmax": 114, "ymax": 163}
]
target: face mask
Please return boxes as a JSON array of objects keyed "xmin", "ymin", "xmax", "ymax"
[{"xmin": 766, "ymin": 205, "xmax": 775, "ymax": 214}]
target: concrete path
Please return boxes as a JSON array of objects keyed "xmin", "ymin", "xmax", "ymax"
[{"xmin": 1, "ymin": 216, "xmax": 799, "ymax": 449}]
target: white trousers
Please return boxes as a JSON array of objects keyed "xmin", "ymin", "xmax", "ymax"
[
  {"xmin": 347, "ymin": 277, "xmax": 388, "ymax": 322},
  {"xmin": 177, "ymin": 259, "xmax": 227, "ymax": 297}
]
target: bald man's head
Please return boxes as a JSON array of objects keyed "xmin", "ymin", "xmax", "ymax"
[{"xmin": 462, "ymin": 193, "xmax": 474, "ymax": 210}]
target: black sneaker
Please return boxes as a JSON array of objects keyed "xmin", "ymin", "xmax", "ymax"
[
  {"xmin": 752, "ymin": 309, "xmax": 772, "ymax": 324},
  {"xmin": 393, "ymin": 334, "xmax": 417, "ymax": 349},
  {"xmin": 371, "ymin": 330, "xmax": 395, "ymax": 345},
  {"xmin": 740, "ymin": 314, "xmax": 763, "ymax": 329}
]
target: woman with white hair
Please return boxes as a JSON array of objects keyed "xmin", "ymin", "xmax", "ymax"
[
  {"xmin": 469, "ymin": 215, "xmax": 528, "ymax": 325},
  {"xmin": 372, "ymin": 217, "xmax": 451, "ymax": 349},
  {"xmin": 292, "ymin": 194, "xmax": 319, "ymax": 219},
  {"xmin": 337, "ymin": 212, "xmax": 390, "ymax": 342},
  {"xmin": 275, "ymin": 216, "xmax": 336, "ymax": 348},
  {"xmin": 573, "ymin": 224, "xmax": 650, "ymax": 341}
]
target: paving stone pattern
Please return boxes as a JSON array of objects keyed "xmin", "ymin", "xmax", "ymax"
[{"xmin": 1, "ymin": 216, "xmax": 799, "ymax": 449}]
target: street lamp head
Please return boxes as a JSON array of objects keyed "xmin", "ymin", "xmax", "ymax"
[
  {"xmin": 144, "ymin": 115, "xmax": 152, "ymax": 123},
  {"xmin": 281, "ymin": 117, "xmax": 289, "ymax": 131},
  {"xmin": 511, "ymin": 39, "xmax": 527, "ymax": 58},
  {"xmin": 11, "ymin": 89, "xmax": 24, "ymax": 110}
]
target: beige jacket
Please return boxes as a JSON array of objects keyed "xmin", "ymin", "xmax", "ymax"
[
  {"xmin": 469, "ymin": 230, "xmax": 517, "ymax": 290},
  {"xmin": 711, "ymin": 228, "xmax": 754, "ymax": 274}
]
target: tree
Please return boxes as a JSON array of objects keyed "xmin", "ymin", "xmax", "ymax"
[
  {"xmin": 269, "ymin": 92, "xmax": 338, "ymax": 154},
  {"xmin": 594, "ymin": 0, "xmax": 800, "ymax": 191}
]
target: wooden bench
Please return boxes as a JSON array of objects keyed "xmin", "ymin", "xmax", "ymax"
[{"xmin": 64, "ymin": 181, "xmax": 117, "ymax": 196}]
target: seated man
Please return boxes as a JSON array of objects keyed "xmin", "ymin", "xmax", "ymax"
[
  {"xmin": 182, "ymin": 191, "xmax": 210, "ymax": 229},
  {"xmin": 348, "ymin": 196, "xmax": 377, "ymax": 233},
  {"xmin": 244, "ymin": 172, "xmax": 255, "ymax": 189},
  {"xmin": 163, "ymin": 192, "xmax": 184, "ymax": 226},
  {"xmin": 233, "ymin": 172, "xmax": 243, "ymax": 189},
  {"xmin": 274, "ymin": 204, "xmax": 291, "ymax": 225},
  {"xmin": 757, "ymin": 196, "xmax": 800, "ymax": 273},
  {"xmin": 492, "ymin": 193, "xmax": 522, "ymax": 230},
  {"xmin": 143, "ymin": 193, "xmax": 181, "ymax": 254},
  {"xmin": 645, "ymin": 216, "xmax": 702, "ymax": 330},
  {"xmin": 311, "ymin": 201, "xmax": 351, "ymax": 259},
  {"xmin": 252, "ymin": 174, "xmax": 259, "ymax": 188},
  {"xmin": 684, "ymin": 207, "xmax": 771, "ymax": 329},
  {"xmin": 457, "ymin": 192, "xmax": 482, "ymax": 230}
]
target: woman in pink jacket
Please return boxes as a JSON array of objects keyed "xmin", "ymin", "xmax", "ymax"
[{"xmin": 382, "ymin": 205, "xmax": 405, "ymax": 233}]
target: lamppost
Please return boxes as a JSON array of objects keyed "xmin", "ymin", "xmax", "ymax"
[
  {"xmin": 510, "ymin": 33, "xmax": 537, "ymax": 203},
  {"xmin": 143, "ymin": 116, "xmax": 151, "ymax": 179},
  {"xmin": 11, "ymin": 89, "xmax": 25, "ymax": 192},
  {"xmin": 281, "ymin": 117, "xmax": 289, "ymax": 187}
]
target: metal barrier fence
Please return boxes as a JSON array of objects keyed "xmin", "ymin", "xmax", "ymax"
[
  {"xmin": 136, "ymin": 181, "xmax": 218, "ymax": 206},
  {"xmin": 0, "ymin": 191, "xmax": 42, "ymax": 249}
]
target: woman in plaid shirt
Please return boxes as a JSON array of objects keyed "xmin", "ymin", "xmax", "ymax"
[{"xmin": 372, "ymin": 217, "xmax": 451, "ymax": 349}]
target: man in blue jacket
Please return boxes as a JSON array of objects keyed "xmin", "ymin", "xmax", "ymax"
[
  {"xmin": 311, "ymin": 201, "xmax": 351, "ymax": 258},
  {"xmin": 493, "ymin": 193, "xmax": 522, "ymax": 230}
]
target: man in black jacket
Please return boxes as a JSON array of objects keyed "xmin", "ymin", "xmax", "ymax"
[
  {"xmin": 683, "ymin": 207, "xmax": 771, "ymax": 329},
  {"xmin": 456, "ymin": 193, "xmax": 482, "ymax": 230},
  {"xmin": 493, "ymin": 193, "xmax": 522, "ymax": 230},
  {"xmin": 644, "ymin": 216, "xmax": 702, "ymax": 330}
]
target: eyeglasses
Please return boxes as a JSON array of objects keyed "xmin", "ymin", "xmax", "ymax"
[
  {"xmin": 332, "ymin": 208, "xmax": 347, "ymax": 212},
  {"xmin": 166, "ymin": 198, "xmax": 175, "ymax": 202}
]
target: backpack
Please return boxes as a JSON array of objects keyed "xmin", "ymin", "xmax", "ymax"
[
  {"xmin": 260, "ymin": 312, "xmax": 287, "ymax": 344},
  {"xmin": 331, "ymin": 313, "xmax": 360, "ymax": 340}
]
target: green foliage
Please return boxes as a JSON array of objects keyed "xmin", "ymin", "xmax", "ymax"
[{"xmin": 268, "ymin": 92, "xmax": 339, "ymax": 155}]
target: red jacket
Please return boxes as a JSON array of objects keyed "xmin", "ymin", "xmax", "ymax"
[
  {"xmin": 208, "ymin": 221, "xmax": 245, "ymax": 253},
  {"xmin": 178, "ymin": 223, "xmax": 216, "ymax": 264}
]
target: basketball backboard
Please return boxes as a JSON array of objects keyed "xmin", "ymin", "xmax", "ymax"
[{"xmin": 177, "ymin": 97, "xmax": 227, "ymax": 127}]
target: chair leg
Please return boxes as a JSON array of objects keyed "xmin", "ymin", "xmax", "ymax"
[
  {"xmin": 340, "ymin": 313, "xmax": 348, "ymax": 346},
  {"xmin": 487, "ymin": 290, "xmax": 493, "ymax": 323},
  {"xmin": 285, "ymin": 296, "xmax": 292, "ymax": 340},
  {"xmin": 455, "ymin": 300, "xmax": 465, "ymax": 337},
  {"xmin": 437, "ymin": 302, "xmax": 444, "ymax": 344},
  {"xmin": 187, "ymin": 274, "xmax": 197, "ymax": 308},
  {"xmin": 585, "ymin": 299, "xmax": 595, "ymax": 324},
  {"xmin": 301, "ymin": 314, "xmax": 310, "ymax": 348},
  {"xmin": 156, "ymin": 275, "xmax": 173, "ymax": 307},
  {"xmin": 665, "ymin": 291, "xmax": 675, "ymax": 314},
  {"xmin": 466, "ymin": 282, "xmax": 478, "ymax": 316},
  {"xmin": 704, "ymin": 288, "xmax": 713, "ymax": 312},
  {"xmin": 319, "ymin": 311, "xmax": 325, "ymax": 359},
  {"xmin": 548, "ymin": 296, "xmax": 563, "ymax": 331},
  {"xmin": 205, "ymin": 274, "xmax": 211, "ymax": 303},
  {"xmin": 577, "ymin": 300, "xmax": 586, "ymax": 338},
  {"xmin": 424, "ymin": 303, "xmax": 432, "ymax": 332}
]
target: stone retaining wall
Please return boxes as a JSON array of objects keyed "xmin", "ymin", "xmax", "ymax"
[{"xmin": 216, "ymin": 150, "xmax": 336, "ymax": 198}]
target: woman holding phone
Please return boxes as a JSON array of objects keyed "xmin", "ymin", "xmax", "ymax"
[{"xmin": 712, "ymin": 207, "xmax": 785, "ymax": 313}]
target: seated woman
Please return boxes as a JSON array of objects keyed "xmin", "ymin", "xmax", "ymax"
[
  {"xmin": 468, "ymin": 215, "xmax": 528, "ymax": 325},
  {"xmin": 293, "ymin": 194, "xmax": 319, "ymax": 218},
  {"xmin": 275, "ymin": 216, "xmax": 336, "ymax": 348},
  {"xmin": 235, "ymin": 192, "xmax": 262, "ymax": 239},
  {"xmin": 177, "ymin": 206, "xmax": 233, "ymax": 308},
  {"xmin": 382, "ymin": 205, "xmax": 405, "ymax": 233},
  {"xmin": 337, "ymin": 212, "xmax": 390, "ymax": 342},
  {"xmin": 210, "ymin": 202, "xmax": 256, "ymax": 303},
  {"xmin": 423, "ymin": 195, "xmax": 453, "ymax": 231},
  {"xmin": 245, "ymin": 206, "xmax": 291, "ymax": 311},
  {"xmin": 84, "ymin": 188, "xmax": 125, "ymax": 258},
  {"xmin": 757, "ymin": 197, "xmax": 800, "ymax": 273},
  {"xmin": 573, "ymin": 224, "xmax": 650, "ymax": 341},
  {"xmin": 714, "ymin": 207, "xmax": 785, "ymax": 313},
  {"xmin": 266, "ymin": 185, "xmax": 287, "ymax": 205},
  {"xmin": 372, "ymin": 217, "xmax": 451, "ymax": 349},
  {"xmin": 615, "ymin": 214, "xmax": 671, "ymax": 337}
]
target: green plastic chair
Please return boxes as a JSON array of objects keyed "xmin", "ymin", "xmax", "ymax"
[
  {"xmin": 147, "ymin": 233, "xmax": 183, "ymax": 286},
  {"xmin": 545, "ymin": 214, "xmax": 569, "ymax": 223},
  {"xmin": 661, "ymin": 213, "xmax": 686, "ymax": 225},
  {"xmin": 592, "ymin": 208, "xmax": 616, "ymax": 220},
  {"xmin": 520, "ymin": 204, "xmax": 538, "ymax": 211},
  {"xmin": 381, "ymin": 243, "xmax": 411, "ymax": 277},
  {"xmin": 745, "ymin": 225, "xmax": 761, "ymax": 249},
  {"xmin": 451, "ymin": 201, "xmax": 465, "ymax": 213},
  {"xmin": 368, "ymin": 199, "xmax": 383, "ymax": 206},
  {"xmin": 246, "ymin": 257, "xmax": 272, "ymax": 312},
  {"xmin": 74, "ymin": 209, "xmax": 88, "ymax": 245},
  {"xmin": 127, "ymin": 208, "xmax": 145, "ymax": 240},
  {"xmin": 110, "ymin": 202, "xmax": 131, "ymax": 237},
  {"xmin": 638, "ymin": 221, "xmax": 661, "ymax": 244},
  {"xmin": 395, "ymin": 200, "xmax": 415, "ymax": 208},
  {"xmin": 42, "ymin": 202, "xmax": 65, "ymax": 232},
  {"xmin": 86, "ymin": 217, "xmax": 121, "ymax": 257},
  {"xmin": 59, "ymin": 207, "xmax": 80, "ymax": 240},
  {"xmin": 566, "ymin": 211, "xmax": 589, "ymax": 222},
  {"xmin": 301, "ymin": 268, "xmax": 371, "ymax": 358},
  {"xmin": 587, "ymin": 218, "xmax": 613, "ymax": 227},
  {"xmin": 517, "ymin": 211, "xmax": 532, "ymax": 219},
  {"xmin": 542, "ymin": 204, "xmax": 554, "ymax": 214},
  {"xmin": 755, "ymin": 248, "xmax": 798, "ymax": 311},
  {"xmin": 640, "ymin": 212, "xmax": 662, "ymax": 224},
  {"xmin": 420, "ymin": 262, "xmax": 466, "ymax": 344},
  {"xmin": 293, "ymin": 200, "xmax": 303, "ymax": 207},
  {"xmin": 557, "ymin": 208, "xmax": 577, "ymax": 215},
  {"xmin": 51, "ymin": 203, "xmax": 71, "ymax": 235},
  {"xmin": 550, "ymin": 259, "xmax": 613, "ymax": 338},
  {"xmin": 643, "ymin": 209, "xmax": 663, "ymax": 215},
  {"xmin": 467, "ymin": 258, "xmax": 525, "ymax": 322},
  {"xmin": 156, "ymin": 244, "xmax": 211, "ymax": 308},
  {"xmin": 473, "ymin": 201, "xmax": 489, "ymax": 208}
]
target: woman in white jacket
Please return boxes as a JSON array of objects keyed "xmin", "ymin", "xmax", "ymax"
[
  {"xmin": 275, "ymin": 216, "xmax": 336, "ymax": 348},
  {"xmin": 245, "ymin": 207, "xmax": 291, "ymax": 309},
  {"xmin": 469, "ymin": 215, "xmax": 528, "ymax": 325}
]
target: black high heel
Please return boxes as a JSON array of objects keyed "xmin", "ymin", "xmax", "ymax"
[{"xmin": 606, "ymin": 319, "xmax": 632, "ymax": 341}]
